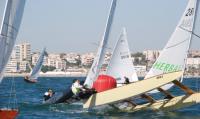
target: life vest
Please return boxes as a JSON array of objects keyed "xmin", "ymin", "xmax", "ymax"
[{"xmin": 71, "ymin": 82, "xmax": 82, "ymax": 95}]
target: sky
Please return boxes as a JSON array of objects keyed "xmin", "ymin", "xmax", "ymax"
[{"xmin": 1, "ymin": 0, "xmax": 199, "ymax": 53}]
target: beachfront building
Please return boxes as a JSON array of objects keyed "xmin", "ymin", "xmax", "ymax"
[
  {"xmin": 46, "ymin": 53, "xmax": 60, "ymax": 67},
  {"xmin": 186, "ymin": 58, "xmax": 200, "ymax": 68},
  {"xmin": 65, "ymin": 53, "xmax": 80, "ymax": 64},
  {"xmin": 5, "ymin": 44, "xmax": 31, "ymax": 73},
  {"xmin": 81, "ymin": 53, "xmax": 95, "ymax": 66},
  {"xmin": 19, "ymin": 42, "xmax": 31, "ymax": 62},
  {"xmin": 143, "ymin": 50, "xmax": 160, "ymax": 62},
  {"xmin": 134, "ymin": 65, "xmax": 147, "ymax": 77},
  {"xmin": 188, "ymin": 50, "xmax": 200, "ymax": 58},
  {"xmin": 31, "ymin": 52, "xmax": 40, "ymax": 66},
  {"xmin": 5, "ymin": 58, "xmax": 18, "ymax": 73}
]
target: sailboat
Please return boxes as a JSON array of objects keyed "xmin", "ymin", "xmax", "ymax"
[
  {"xmin": 144, "ymin": 0, "xmax": 197, "ymax": 94},
  {"xmin": 43, "ymin": 0, "xmax": 118, "ymax": 104},
  {"xmin": 24, "ymin": 48, "xmax": 47, "ymax": 83},
  {"xmin": 84, "ymin": 0, "xmax": 118, "ymax": 89},
  {"xmin": 0, "ymin": 0, "xmax": 26, "ymax": 118},
  {"xmin": 106, "ymin": 28, "xmax": 138, "ymax": 86},
  {"xmin": 83, "ymin": 0, "xmax": 200, "ymax": 111}
]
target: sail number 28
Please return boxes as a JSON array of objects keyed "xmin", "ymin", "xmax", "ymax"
[{"xmin": 185, "ymin": 8, "xmax": 194, "ymax": 16}]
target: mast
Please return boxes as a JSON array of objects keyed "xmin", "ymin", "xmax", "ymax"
[
  {"xmin": 84, "ymin": 0, "xmax": 118, "ymax": 88},
  {"xmin": 181, "ymin": 0, "xmax": 199, "ymax": 82}
]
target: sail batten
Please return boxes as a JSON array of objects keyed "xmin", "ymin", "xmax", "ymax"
[{"xmin": 84, "ymin": 0, "xmax": 117, "ymax": 88}]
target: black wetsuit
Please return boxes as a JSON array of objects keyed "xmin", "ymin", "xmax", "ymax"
[{"xmin": 44, "ymin": 95, "xmax": 51, "ymax": 101}]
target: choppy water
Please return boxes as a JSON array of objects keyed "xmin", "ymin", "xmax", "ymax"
[{"xmin": 0, "ymin": 77, "xmax": 200, "ymax": 119}]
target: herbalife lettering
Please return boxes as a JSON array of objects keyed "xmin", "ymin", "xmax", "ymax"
[{"xmin": 152, "ymin": 61, "xmax": 182, "ymax": 72}]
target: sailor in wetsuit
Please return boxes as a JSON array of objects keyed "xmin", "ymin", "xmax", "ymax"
[
  {"xmin": 124, "ymin": 76, "xmax": 130, "ymax": 84},
  {"xmin": 43, "ymin": 89, "xmax": 54, "ymax": 101}
]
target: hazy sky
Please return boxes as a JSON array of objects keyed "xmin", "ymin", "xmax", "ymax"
[{"xmin": 1, "ymin": 0, "xmax": 199, "ymax": 53}]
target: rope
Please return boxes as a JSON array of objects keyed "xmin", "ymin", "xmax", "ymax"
[
  {"xmin": 7, "ymin": 76, "xmax": 18, "ymax": 109},
  {"xmin": 197, "ymin": 77, "xmax": 200, "ymax": 92}
]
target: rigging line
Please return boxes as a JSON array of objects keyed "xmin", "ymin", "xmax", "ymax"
[
  {"xmin": 90, "ymin": 42, "xmax": 112, "ymax": 50},
  {"xmin": 8, "ymin": 78, "xmax": 13, "ymax": 108},
  {"xmin": 165, "ymin": 39, "xmax": 188, "ymax": 49},
  {"xmin": 0, "ymin": 33, "xmax": 15, "ymax": 40},
  {"xmin": 3, "ymin": 22, "xmax": 18, "ymax": 32},
  {"xmin": 164, "ymin": 26, "xmax": 190, "ymax": 49},
  {"xmin": 12, "ymin": 76, "xmax": 17, "ymax": 109},
  {"xmin": 179, "ymin": 26, "xmax": 200, "ymax": 39},
  {"xmin": 165, "ymin": 26, "xmax": 193, "ymax": 49}
]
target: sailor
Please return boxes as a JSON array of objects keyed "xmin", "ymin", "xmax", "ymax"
[
  {"xmin": 43, "ymin": 89, "xmax": 54, "ymax": 101},
  {"xmin": 124, "ymin": 76, "xmax": 130, "ymax": 84},
  {"xmin": 71, "ymin": 79, "xmax": 85, "ymax": 97}
]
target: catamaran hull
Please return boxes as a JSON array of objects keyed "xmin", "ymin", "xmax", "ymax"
[
  {"xmin": 0, "ymin": 109, "xmax": 18, "ymax": 119},
  {"xmin": 118, "ymin": 93, "xmax": 200, "ymax": 112}
]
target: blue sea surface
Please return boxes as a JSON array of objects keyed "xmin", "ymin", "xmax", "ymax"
[{"xmin": 0, "ymin": 77, "xmax": 200, "ymax": 119}]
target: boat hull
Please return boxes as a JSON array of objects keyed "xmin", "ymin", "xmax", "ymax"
[
  {"xmin": 119, "ymin": 93, "xmax": 200, "ymax": 112},
  {"xmin": 0, "ymin": 109, "xmax": 18, "ymax": 119},
  {"xmin": 44, "ymin": 85, "xmax": 95, "ymax": 104},
  {"xmin": 24, "ymin": 78, "xmax": 37, "ymax": 83}
]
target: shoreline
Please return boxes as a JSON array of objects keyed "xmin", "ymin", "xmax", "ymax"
[
  {"xmin": 4, "ymin": 73, "xmax": 87, "ymax": 78},
  {"xmin": 3, "ymin": 73, "xmax": 200, "ymax": 79}
]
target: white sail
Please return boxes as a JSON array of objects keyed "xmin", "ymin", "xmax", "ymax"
[
  {"xmin": 29, "ymin": 48, "xmax": 46, "ymax": 80},
  {"xmin": 84, "ymin": 0, "xmax": 117, "ymax": 88},
  {"xmin": 0, "ymin": 0, "xmax": 26, "ymax": 82},
  {"xmin": 145, "ymin": 0, "xmax": 198, "ymax": 93},
  {"xmin": 106, "ymin": 28, "xmax": 138, "ymax": 84}
]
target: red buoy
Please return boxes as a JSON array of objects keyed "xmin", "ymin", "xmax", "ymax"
[{"xmin": 93, "ymin": 75, "xmax": 116, "ymax": 93}]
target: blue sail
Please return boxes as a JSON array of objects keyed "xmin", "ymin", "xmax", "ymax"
[{"xmin": 0, "ymin": 0, "xmax": 26, "ymax": 82}]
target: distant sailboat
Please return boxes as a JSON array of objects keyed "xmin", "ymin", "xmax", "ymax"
[
  {"xmin": 84, "ymin": 0, "xmax": 117, "ymax": 88},
  {"xmin": 145, "ymin": 0, "xmax": 197, "ymax": 93},
  {"xmin": 106, "ymin": 28, "xmax": 138, "ymax": 86},
  {"xmin": 24, "ymin": 48, "xmax": 47, "ymax": 83},
  {"xmin": 0, "ymin": 0, "xmax": 26, "ymax": 118}
]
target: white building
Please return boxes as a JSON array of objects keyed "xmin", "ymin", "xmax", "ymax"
[
  {"xmin": 81, "ymin": 53, "xmax": 94, "ymax": 66},
  {"xmin": 55, "ymin": 59, "xmax": 66, "ymax": 70},
  {"xmin": 143, "ymin": 50, "xmax": 160, "ymax": 61},
  {"xmin": 5, "ymin": 45, "xmax": 21, "ymax": 73},
  {"xmin": 134, "ymin": 65, "xmax": 147, "ymax": 77},
  {"xmin": 31, "ymin": 52, "xmax": 40, "ymax": 66},
  {"xmin": 46, "ymin": 53, "xmax": 66, "ymax": 69},
  {"xmin": 5, "ymin": 43, "xmax": 31, "ymax": 73},
  {"xmin": 186, "ymin": 58, "xmax": 200, "ymax": 68},
  {"xmin": 20, "ymin": 42, "xmax": 31, "ymax": 61},
  {"xmin": 5, "ymin": 58, "xmax": 18, "ymax": 73},
  {"xmin": 19, "ymin": 61, "xmax": 28, "ymax": 72},
  {"xmin": 188, "ymin": 50, "xmax": 200, "ymax": 58},
  {"xmin": 65, "ymin": 53, "xmax": 80, "ymax": 64}
]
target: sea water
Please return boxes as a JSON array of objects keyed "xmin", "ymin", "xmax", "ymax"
[{"xmin": 0, "ymin": 77, "xmax": 200, "ymax": 119}]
